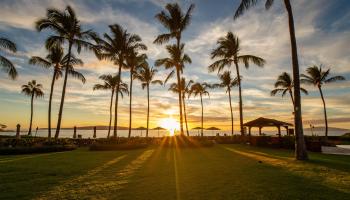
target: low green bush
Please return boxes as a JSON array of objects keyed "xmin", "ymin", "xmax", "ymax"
[{"xmin": 89, "ymin": 143, "xmax": 148, "ymax": 151}]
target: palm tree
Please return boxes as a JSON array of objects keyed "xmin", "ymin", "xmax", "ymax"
[
  {"xmin": 36, "ymin": 6, "xmax": 97, "ymax": 139},
  {"xmin": 155, "ymin": 43, "xmax": 191, "ymax": 135},
  {"xmin": 93, "ymin": 74, "xmax": 129, "ymax": 138},
  {"xmin": 189, "ymin": 82, "xmax": 211, "ymax": 137},
  {"xmin": 21, "ymin": 80, "xmax": 44, "ymax": 135},
  {"xmin": 154, "ymin": 3, "xmax": 195, "ymax": 135},
  {"xmin": 209, "ymin": 32, "xmax": 265, "ymax": 136},
  {"xmin": 134, "ymin": 63, "xmax": 163, "ymax": 137},
  {"xmin": 125, "ymin": 52, "xmax": 147, "ymax": 138},
  {"xmin": 29, "ymin": 46, "xmax": 85, "ymax": 139},
  {"xmin": 212, "ymin": 71, "xmax": 239, "ymax": 136},
  {"xmin": 0, "ymin": 37, "xmax": 17, "ymax": 79},
  {"xmin": 94, "ymin": 24, "xmax": 146, "ymax": 137},
  {"xmin": 301, "ymin": 65, "xmax": 345, "ymax": 138},
  {"xmin": 271, "ymin": 72, "xmax": 308, "ymax": 109},
  {"xmin": 168, "ymin": 78, "xmax": 193, "ymax": 136},
  {"xmin": 234, "ymin": 0, "xmax": 308, "ymax": 160}
]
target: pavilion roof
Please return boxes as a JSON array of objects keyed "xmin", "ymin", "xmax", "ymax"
[{"xmin": 243, "ymin": 117, "xmax": 293, "ymax": 127}]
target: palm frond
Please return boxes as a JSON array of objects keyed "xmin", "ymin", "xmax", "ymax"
[
  {"xmin": 0, "ymin": 55, "xmax": 17, "ymax": 79},
  {"xmin": 0, "ymin": 38, "xmax": 17, "ymax": 52}
]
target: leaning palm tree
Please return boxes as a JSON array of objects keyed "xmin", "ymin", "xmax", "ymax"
[
  {"xmin": 168, "ymin": 78, "xmax": 193, "ymax": 136},
  {"xmin": 0, "ymin": 37, "xmax": 17, "ymax": 79},
  {"xmin": 134, "ymin": 63, "xmax": 163, "ymax": 137},
  {"xmin": 189, "ymin": 82, "xmax": 211, "ymax": 137},
  {"xmin": 271, "ymin": 72, "xmax": 308, "ymax": 109},
  {"xmin": 234, "ymin": 0, "xmax": 308, "ymax": 160},
  {"xmin": 36, "ymin": 6, "xmax": 97, "ymax": 139},
  {"xmin": 21, "ymin": 80, "xmax": 44, "ymax": 135},
  {"xmin": 209, "ymin": 32, "xmax": 265, "ymax": 136},
  {"xmin": 154, "ymin": 3, "xmax": 195, "ymax": 135},
  {"xmin": 212, "ymin": 71, "xmax": 239, "ymax": 136},
  {"xmin": 94, "ymin": 24, "xmax": 146, "ymax": 137},
  {"xmin": 125, "ymin": 52, "xmax": 147, "ymax": 138},
  {"xmin": 301, "ymin": 65, "xmax": 345, "ymax": 138},
  {"xmin": 93, "ymin": 74, "xmax": 129, "ymax": 138},
  {"xmin": 29, "ymin": 46, "xmax": 85, "ymax": 138}
]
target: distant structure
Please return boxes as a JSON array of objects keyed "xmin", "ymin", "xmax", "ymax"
[{"xmin": 243, "ymin": 117, "xmax": 293, "ymax": 137}]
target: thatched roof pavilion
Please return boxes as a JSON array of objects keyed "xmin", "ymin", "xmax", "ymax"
[{"xmin": 243, "ymin": 117, "xmax": 293, "ymax": 136}]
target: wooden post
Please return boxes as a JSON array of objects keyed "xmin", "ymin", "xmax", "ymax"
[
  {"xmin": 278, "ymin": 126, "xmax": 281, "ymax": 138},
  {"xmin": 93, "ymin": 126, "xmax": 96, "ymax": 139},
  {"xmin": 248, "ymin": 127, "xmax": 251, "ymax": 136},
  {"xmin": 259, "ymin": 127, "xmax": 262, "ymax": 136},
  {"xmin": 73, "ymin": 126, "xmax": 77, "ymax": 139},
  {"xmin": 16, "ymin": 124, "xmax": 21, "ymax": 139}
]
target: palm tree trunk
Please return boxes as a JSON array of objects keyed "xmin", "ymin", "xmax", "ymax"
[
  {"xmin": 176, "ymin": 36, "xmax": 184, "ymax": 135},
  {"xmin": 107, "ymin": 89, "xmax": 115, "ymax": 138},
  {"xmin": 48, "ymin": 70, "xmax": 57, "ymax": 139},
  {"xmin": 176, "ymin": 68, "xmax": 184, "ymax": 135},
  {"xmin": 318, "ymin": 86, "xmax": 328, "ymax": 138},
  {"xmin": 183, "ymin": 94, "xmax": 190, "ymax": 136},
  {"xmin": 128, "ymin": 67, "xmax": 133, "ymax": 138},
  {"xmin": 55, "ymin": 42, "xmax": 72, "ymax": 139},
  {"xmin": 284, "ymin": 0, "xmax": 308, "ymax": 160},
  {"xmin": 289, "ymin": 89, "xmax": 295, "ymax": 107},
  {"xmin": 146, "ymin": 84, "xmax": 150, "ymax": 137},
  {"xmin": 234, "ymin": 62, "xmax": 244, "ymax": 135},
  {"xmin": 114, "ymin": 62, "xmax": 123, "ymax": 138},
  {"xmin": 200, "ymin": 94, "xmax": 204, "ymax": 137},
  {"xmin": 28, "ymin": 93, "xmax": 34, "ymax": 135},
  {"xmin": 228, "ymin": 88, "xmax": 234, "ymax": 136}
]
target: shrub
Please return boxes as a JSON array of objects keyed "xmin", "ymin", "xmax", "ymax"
[
  {"xmin": 0, "ymin": 145, "xmax": 76, "ymax": 155},
  {"xmin": 89, "ymin": 143, "xmax": 148, "ymax": 151}
]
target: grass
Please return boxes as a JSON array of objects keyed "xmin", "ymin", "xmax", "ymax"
[{"xmin": 0, "ymin": 144, "xmax": 349, "ymax": 199}]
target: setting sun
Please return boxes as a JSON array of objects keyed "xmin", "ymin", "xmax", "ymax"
[{"xmin": 159, "ymin": 118, "xmax": 180, "ymax": 136}]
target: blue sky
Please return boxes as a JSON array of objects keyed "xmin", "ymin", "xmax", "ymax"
[{"xmin": 0, "ymin": 0, "xmax": 350, "ymax": 130}]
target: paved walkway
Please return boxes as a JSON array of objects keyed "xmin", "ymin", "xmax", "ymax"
[{"xmin": 322, "ymin": 145, "xmax": 350, "ymax": 155}]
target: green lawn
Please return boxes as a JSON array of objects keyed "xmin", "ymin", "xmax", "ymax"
[{"xmin": 0, "ymin": 144, "xmax": 349, "ymax": 199}]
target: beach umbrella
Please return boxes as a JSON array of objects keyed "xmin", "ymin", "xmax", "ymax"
[
  {"xmin": 206, "ymin": 127, "xmax": 221, "ymax": 135},
  {"xmin": 135, "ymin": 126, "xmax": 147, "ymax": 136},
  {"xmin": 152, "ymin": 126, "xmax": 166, "ymax": 137}
]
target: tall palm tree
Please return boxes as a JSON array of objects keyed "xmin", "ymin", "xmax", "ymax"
[
  {"xmin": 189, "ymin": 82, "xmax": 211, "ymax": 137},
  {"xmin": 271, "ymin": 72, "xmax": 308, "ymax": 108},
  {"xmin": 134, "ymin": 63, "xmax": 163, "ymax": 137},
  {"xmin": 212, "ymin": 71, "xmax": 238, "ymax": 136},
  {"xmin": 29, "ymin": 46, "xmax": 85, "ymax": 139},
  {"xmin": 125, "ymin": 52, "xmax": 147, "ymax": 138},
  {"xmin": 93, "ymin": 74, "xmax": 129, "ymax": 138},
  {"xmin": 168, "ymin": 78, "xmax": 193, "ymax": 136},
  {"xmin": 234, "ymin": 0, "xmax": 308, "ymax": 160},
  {"xmin": 36, "ymin": 6, "xmax": 97, "ymax": 139},
  {"xmin": 154, "ymin": 3, "xmax": 195, "ymax": 135},
  {"xmin": 0, "ymin": 37, "xmax": 17, "ymax": 79},
  {"xmin": 301, "ymin": 65, "xmax": 345, "ymax": 138},
  {"xmin": 94, "ymin": 24, "xmax": 146, "ymax": 137},
  {"xmin": 209, "ymin": 32, "xmax": 265, "ymax": 136},
  {"xmin": 21, "ymin": 80, "xmax": 44, "ymax": 135}
]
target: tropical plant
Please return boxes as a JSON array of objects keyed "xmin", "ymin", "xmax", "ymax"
[
  {"xmin": 234, "ymin": 0, "xmax": 308, "ymax": 160},
  {"xmin": 212, "ymin": 71, "xmax": 238, "ymax": 136},
  {"xmin": 94, "ymin": 24, "xmax": 146, "ymax": 137},
  {"xmin": 209, "ymin": 32, "xmax": 265, "ymax": 136},
  {"xmin": 168, "ymin": 78, "xmax": 193, "ymax": 136},
  {"xmin": 134, "ymin": 63, "xmax": 163, "ymax": 137},
  {"xmin": 0, "ymin": 37, "xmax": 17, "ymax": 79},
  {"xmin": 155, "ymin": 43, "xmax": 191, "ymax": 135},
  {"xmin": 93, "ymin": 74, "xmax": 129, "ymax": 138},
  {"xmin": 271, "ymin": 72, "xmax": 308, "ymax": 109},
  {"xmin": 21, "ymin": 80, "xmax": 44, "ymax": 135},
  {"xmin": 189, "ymin": 82, "xmax": 211, "ymax": 137},
  {"xmin": 29, "ymin": 46, "xmax": 85, "ymax": 138},
  {"xmin": 301, "ymin": 65, "xmax": 345, "ymax": 138},
  {"xmin": 36, "ymin": 6, "xmax": 97, "ymax": 139},
  {"xmin": 125, "ymin": 51, "xmax": 147, "ymax": 138},
  {"xmin": 154, "ymin": 3, "xmax": 194, "ymax": 135}
]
